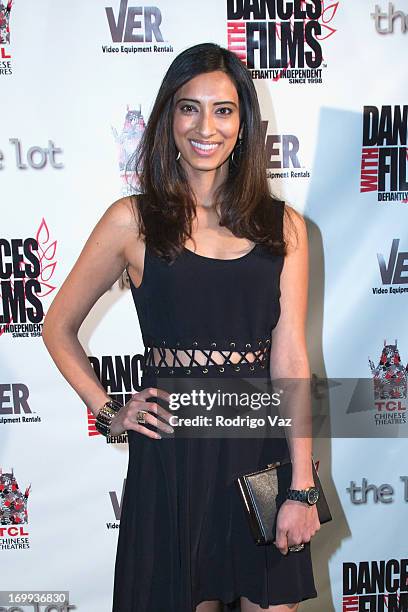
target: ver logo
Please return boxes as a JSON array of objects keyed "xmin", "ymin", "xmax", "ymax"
[
  {"xmin": 105, "ymin": 1, "xmax": 163, "ymax": 43},
  {"xmin": 378, "ymin": 239, "xmax": 408, "ymax": 285}
]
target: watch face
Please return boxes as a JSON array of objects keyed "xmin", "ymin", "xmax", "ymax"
[{"xmin": 307, "ymin": 487, "xmax": 320, "ymax": 504}]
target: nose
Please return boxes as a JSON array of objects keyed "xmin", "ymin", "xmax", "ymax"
[{"xmin": 196, "ymin": 108, "xmax": 217, "ymax": 138}]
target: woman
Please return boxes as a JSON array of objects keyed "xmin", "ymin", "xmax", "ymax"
[{"xmin": 42, "ymin": 43, "xmax": 320, "ymax": 612}]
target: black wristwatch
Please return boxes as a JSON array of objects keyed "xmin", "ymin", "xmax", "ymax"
[{"xmin": 286, "ymin": 486, "xmax": 320, "ymax": 505}]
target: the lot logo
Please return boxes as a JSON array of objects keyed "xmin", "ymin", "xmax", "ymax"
[
  {"xmin": 112, "ymin": 104, "xmax": 145, "ymax": 196},
  {"xmin": 342, "ymin": 558, "xmax": 408, "ymax": 610},
  {"xmin": 371, "ymin": 3, "xmax": 408, "ymax": 33},
  {"xmin": 226, "ymin": 0, "xmax": 339, "ymax": 84},
  {"xmin": 373, "ymin": 239, "xmax": 408, "ymax": 295},
  {"xmin": 103, "ymin": 1, "xmax": 173, "ymax": 54},
  {"xmin": 262, "ymin": 120, "xmax": 310, "ymax": 180},
  {"xmin": 0, "ymin": 467, "xmax": 31, "ymax": 550},
  {"xmin": 369, "ymin": 340, "xmax": 407, "ymax": 425},
  {"xmin": 87, "ymin": 353, "xmax": 145, "ymax": 444},
  {"xmin": 347, "ymin": 475, "xmax": 408, "ymax": 504},
  {"xmin": 0, "ymin": 138, "xmax": 63, "ymax": 170},
  {"xmin": 360, "ymin": 105, "xmax": 408, "ymax": 203},
  {"xmin": 0, "ymin": 219, "xmax": 57, "ymax": 339}
]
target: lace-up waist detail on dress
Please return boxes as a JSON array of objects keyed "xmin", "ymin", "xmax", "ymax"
[{"xmin": 143, "ymin": 336, "xmax": 271, "ymax": 375}]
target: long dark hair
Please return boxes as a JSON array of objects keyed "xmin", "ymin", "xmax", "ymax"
[{"xmin": 127, "ymin": 42, "xmax": 292, "ymax": 262}]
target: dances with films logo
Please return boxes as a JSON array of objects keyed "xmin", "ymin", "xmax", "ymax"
[
  {"xmin": 0, "ymin": 0, "xmax": 13, "ymax": 76},
  {"xmin": 360, "ymin": 105, "xmax": 408, "ymax": 203},
  {"xmin": 226, "ymin": 0, "xmax": 339, "ymax": 83},
  {"xmin": 0, "ymin": 219, "xmax": 58, "ymax": 339},
  {"xmin": 86, "ymin": 353, "xmax": 146, "ymax": 444},
  {"xmin": 0, "ymin": 468, "xmax": 31, "ymax": 550},
  {"xmin": 342, "ymin": 559, "xmax": 408, "ymax": 610},
  {"xmin": 368, "ymin": 340, "xmax": 408, "ymax": 426},
  {"xmin": 103, "ymin": 0, "xmax": 173, "ymax": 54}
]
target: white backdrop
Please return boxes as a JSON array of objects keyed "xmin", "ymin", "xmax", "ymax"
[{"xmin": 1, "ymin": 1, "xmax": 408, "ymax": 611}]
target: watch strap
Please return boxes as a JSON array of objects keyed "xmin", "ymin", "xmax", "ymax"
[
  {"xmin": 287, "ymin": 488, "xmax": 308, "ymax": 503},
  {"xmin": 286, "ymin": 486, "xmax": 319, "ymax": 505}
]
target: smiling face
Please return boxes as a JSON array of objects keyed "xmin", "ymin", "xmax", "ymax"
[{"xmin": 172, "ymin": 70, "xmax": 243, "ymax": 174}]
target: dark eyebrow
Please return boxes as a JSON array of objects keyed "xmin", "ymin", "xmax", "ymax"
[{"xmin": 176, "ymin": 97, "xmax": 238, "ymax": 108}]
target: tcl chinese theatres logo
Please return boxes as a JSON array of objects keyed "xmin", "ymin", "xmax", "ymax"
[{"xmin": 0, "ymin": 1, "xmax": 13, "ymax": 45}]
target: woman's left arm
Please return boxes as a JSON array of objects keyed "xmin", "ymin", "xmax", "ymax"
[{"xmin": 269, "ymin": 203, "xmax": 321, "ymax": 554}]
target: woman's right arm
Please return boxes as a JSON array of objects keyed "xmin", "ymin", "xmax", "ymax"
[
  {"xmin": 42, "ymin": 196, "xmax": 173, "ymax": 438},
  {"xmin": 42, "ymin": 197, "xmax": 139, "ymax": 416}
]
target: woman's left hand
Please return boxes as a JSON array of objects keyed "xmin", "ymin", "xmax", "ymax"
[{"xmin": 273, "ymin": 499, "xmax": 321, "ymax": 555}]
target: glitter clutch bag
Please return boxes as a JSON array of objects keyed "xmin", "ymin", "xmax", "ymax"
[{"xmin": 235, "ymin": 457, "xmax": 332, "ymax": 545}]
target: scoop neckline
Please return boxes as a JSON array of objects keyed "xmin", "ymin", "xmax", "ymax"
[{"xmin": 183, "ymin": 243, "xmax": 258, "ymax": 262}]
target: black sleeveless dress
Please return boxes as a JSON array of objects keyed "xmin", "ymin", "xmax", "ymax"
[{"xmin": 112, "ymin": 202, "xmax": 318, "ymax": 611}]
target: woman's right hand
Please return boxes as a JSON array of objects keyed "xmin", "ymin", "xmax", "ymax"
[{"xmin": 108, "ymin": 387, "xmax": 174, "ymax": 439}]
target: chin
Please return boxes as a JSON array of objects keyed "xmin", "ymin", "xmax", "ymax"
[{"xmin": 183, "ymin": 155, "xmax": 230, "ymax": 169}]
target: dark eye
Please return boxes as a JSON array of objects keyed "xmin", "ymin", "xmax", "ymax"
[
  {"xmin": 180, "ymin": 104, "xmax": 197, "ymax": 113},
  {"xmin": 217, "ymin": 107, "xmax": 233, "ymax": 115}
]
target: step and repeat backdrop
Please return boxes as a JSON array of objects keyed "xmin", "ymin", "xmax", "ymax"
[{"xmin": 1, "ymin": 1, "xmax": 407, "ymax": 611}]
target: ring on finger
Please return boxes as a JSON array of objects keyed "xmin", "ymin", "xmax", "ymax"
[
  {"xmin": 136, "ymin": 410, "xmax": 148, "ymax": 424},
  {"xmin": 288, "ymin": 543, "xmax": 305, "ymax": 552}
]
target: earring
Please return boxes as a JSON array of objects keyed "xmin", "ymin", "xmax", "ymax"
[
  {"xmin": 231, "ymin": 138, "xmax": 243, "ymax": 166},
  {"xmin": 176, "ymin": 150, "xmax": 181, "ymax": 161}
]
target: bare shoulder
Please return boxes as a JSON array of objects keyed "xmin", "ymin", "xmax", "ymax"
[
  {"xmin": 42, "ymin": 195, "xmax": 146, "ymax": 335},
  {"xmin": 282, "ymin": 202, "xmax": 307, "ymax": 255},
  {"xmin": 102, "ymin": 195, "xmax": 145, "ymax": 266},
  {"xmin": 103, "ymin": 195, "xmax": 141, "ymax": 233}
]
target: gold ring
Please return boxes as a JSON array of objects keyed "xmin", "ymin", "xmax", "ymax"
[
  {"xmin": 288, "ymin": 543, "xmax": 305, "ymax": 552},
  {"xmin": 136, "ymin": 410, "xmax": 147, "ymax": 424}
]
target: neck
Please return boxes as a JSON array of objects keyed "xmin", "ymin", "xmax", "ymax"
[{"xmin": 180, "ymin": 158, "xmax": 229, "ymax": 209}]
